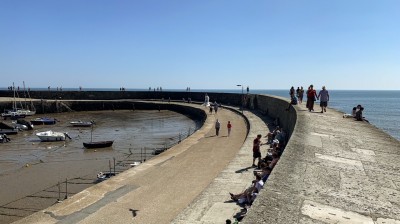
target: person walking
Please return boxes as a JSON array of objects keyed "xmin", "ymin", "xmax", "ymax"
[
  {"xmin": 289, "ymin": 86, "xmax": 295, "ymax": 97},
  {"xmin": 317, "ymin": 86, "xmax": 330, "ymax": 113},
  {"xmin": 306, "ymin": 85, "xmax": 317, "ymax": 112},
  {"xmin": 214, "ymin": 102, "xmax": 219, "ymax": 114},
  {"xmin": 298, "ymin": 86, "xmax": 304, "ymax": 104},
  {"xmin": 215, "ymin": 119, "xmax": 221, "ymax": 136},
  {"xmin": 227, "ymin": 121, "xmax": 232, "ymax": 137},
  {"xmin": 252, "ymin": 134, "xmax": 262, "ymax": 167}
]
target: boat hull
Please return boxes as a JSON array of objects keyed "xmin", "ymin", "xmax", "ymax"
[
  {"xmin": 83, "ymin": 141, "xmax": 114, "ymax": 148},
  {"xmin": 0, "ymin": 129, "xmax": 18, "ymax": 135},
  {"xmin": 31, "ymin": 118, "xmax": 56, "ymax": 125},
  {"xmin": 2, "ymin": 112, "xmax": 26, "ymax": 120},
  {"xmin": 70, "ymin": 121, "xmax": 93, "ymax": 127}
]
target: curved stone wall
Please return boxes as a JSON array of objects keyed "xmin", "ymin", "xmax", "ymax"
[
  {"xmin": 0, "ymin": 90, "xmax": 295, "ymax": 137},
  {"xmin": 1, "ymin": 91, "xmax": 300, "ymax": 223}
]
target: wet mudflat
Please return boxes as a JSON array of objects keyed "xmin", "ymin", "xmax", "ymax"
[{"xmin": 0, "ymin": 110, "xmax": 199, "ymax": 224}]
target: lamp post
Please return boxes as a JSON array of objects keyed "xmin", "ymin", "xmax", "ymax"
[{"xmin": 236, "ymin": 84, "xmax": 244, "ymax": 113}]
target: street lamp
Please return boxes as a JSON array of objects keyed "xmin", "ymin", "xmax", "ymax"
[{"xmin": 236, "ymin": 84, "xmax": 244, "ymax": 113}]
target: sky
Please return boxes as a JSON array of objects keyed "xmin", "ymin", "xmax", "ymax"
[{"xmin": 0, "ymin": 0, "xmax": 399, "ymax": 90}]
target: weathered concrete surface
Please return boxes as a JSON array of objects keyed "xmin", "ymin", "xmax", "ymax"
[
  {"xmin": 172, "ymin": 109, "xmax": 273, "ymax": 223},
  {"xmin": 13, "ymin": 103, "xmax": 248, "ymax": 224},
  {"xmin": 244, "ymin": 103, "xmax": 400, "ymax": 223}
]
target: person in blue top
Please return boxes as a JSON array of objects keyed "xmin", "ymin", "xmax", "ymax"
[{"xmin": 317, "ymin": 86, "xmax": 330, "ymax": 113}]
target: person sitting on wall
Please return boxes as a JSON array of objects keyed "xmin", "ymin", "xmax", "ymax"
[
  {"xmin": 274, "ymin": 128, "xmax": 287, "ymax": 147},
  {"xmin": 355, "ymin": 105, "xmax": 369, "ymax": 122},
  {"xmin": 229, "ymin": 174, "xmax": 264, "ymax": 205},
  {"xmin": 267, "ymin": 152, "xmax": 280, "ymax": 169},
  {"xmin": 285, "ymin": 94, "xmax": 298, "ymax": 111},
  {"xmin": 265, "ymin": 126, "xmax": 280, "ymax": 144},
  {"xmin": 254, "ymin": 162, "xmax": 273, "ymax": 183}
]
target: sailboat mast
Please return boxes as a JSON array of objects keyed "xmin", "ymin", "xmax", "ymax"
[
  {"xmin": 23, "ymin": 81, "xmax": 27, "ymax": 109},
  {"xmin": 12, "ymin": 82, "xmax": 16, "ymax": 110}
]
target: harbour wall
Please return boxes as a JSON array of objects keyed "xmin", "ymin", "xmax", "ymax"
[
  {"xmin": 4, "ymin": 90, "xmax": 400, "ymax": 223},
  {"xmin": 1, "ymin": 91, "xmax": 297, "ymax": 223},
  {"xmin": 0, "ymin": 90, "xmax": 295, "ymax": 138}
]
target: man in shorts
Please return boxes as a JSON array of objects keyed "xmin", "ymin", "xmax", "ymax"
[
  {"xmin": 252, "ymin": 134, "xmax": 262, "ymax": 167},
  {"xmin": 317, "ymin": 86, "xmax": 330, "ymax": 113}
]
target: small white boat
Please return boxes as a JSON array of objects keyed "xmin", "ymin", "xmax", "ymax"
[
  {"xmin": 36, "ymin": 130, "xmax": 71, "ymax": 141},
  {"xmin": 1, "ymin": 110, "xmax": 26, "ymax": 120},
  {"xmin": 70, "ymin": 121, "xmax": 93, "ymax": 127},
  {"xmin": 130, "ymin": 161, "xmax": 141, "ymax": 167},
  {"xmin": 96, "ymin": 172, "xmax": 115, "ymax": 181},
  {"xmin": 18, "ymin": 108, "xmax": 36, "ymax": 116}
]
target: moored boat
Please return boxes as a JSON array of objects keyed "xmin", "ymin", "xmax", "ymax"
[
  {"xmin": 83, "ymin": 140, "xmax": 114, "ymax": 148},
  {"xmin": 83, "ymin": 124, "xmax": 114, "ymax": 148},
  {"xmin": 96, "ymin": 172, "xmax": 115, "ymax": 181},
  {"xmin": 0, "ymin": 122, "xmax": 19, "ymax": 135},
  {"xmin": 13, "ymin": 119, "xmax": 34, "ymax": 130},
  {"xmin": 31, "ymin": 117, "xmax": 57, "ymax": 125},
  {"xmin": 1, "ymin": 110, "xmax": 27, "ymax": 120},
  {"xmin": 1, "ymin": 82, "xmax": 35, "ymax": 119},
  {"xmin": 70, "ymin": 121, "xmax": 93, "ymax": 127},
  {"xmin": 36, "ymin": 130, "xmax": 71, "ymax": 141}
]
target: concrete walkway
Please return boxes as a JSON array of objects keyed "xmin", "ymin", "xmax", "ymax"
[{"xmin": 13, "ymin": 103, "xmax": 249, "ymax": 224}]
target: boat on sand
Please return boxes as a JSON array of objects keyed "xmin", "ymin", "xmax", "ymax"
[
  {"xmin": 36, "ymin": 130, "xmax": 71, "ymax": 141},
  {"xmin": 83, "ymin": 140, "xmax": 114, "ymax": 148},
  {"xmin": 70, "ymin": 121, "xmax": 93, "ymax": 127},
  {"xmin": 31, "ymin": 117, "xmax": 57, "ymax": 125},
  {"xmin": 83, "ymin": 125, "xmax": 114, "ymax": 149}
]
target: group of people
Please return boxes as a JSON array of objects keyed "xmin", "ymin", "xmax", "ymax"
[
  {"xmin": 46, "ymin": 86, "xmax": 63, "ymax": 91},
  {"xmin": 215, "ymin": 119, "xmax": 232, "ymax": 137},
  {"xmin": 228, "ymin": 126, "xmax": 286, "ymax": 209},
  {"xmin": 290, "ymin": 86, "xmax": 304, "ymax": 104},
  {"xmin": 302, "ymin": 85, "xmax": 330, "ymax": 113},
  {"xmin": 291, "ymin": 85, "xmax": 369, "ymax": 122},
  {"xmin": 149, "ymin": 87, "xmax": 163, "ymax": 91},
  {"xmin": 288, "ymin": 85, "xmax": 330, "ymax": 113},
  {"xmin": 343, "ymin": 104, "xmax": 369, "ymax": 122}
]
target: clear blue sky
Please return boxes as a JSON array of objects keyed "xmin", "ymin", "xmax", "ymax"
[{"xmin": 1, "ymin": 0, "xmax": 399, "ymax": 90}]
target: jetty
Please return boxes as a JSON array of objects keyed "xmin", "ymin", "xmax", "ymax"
[{"xmin": 0, "ymin": 90, "xmax": 399, "ymax": 224}]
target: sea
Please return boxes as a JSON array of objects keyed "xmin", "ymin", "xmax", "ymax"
[{"xmin": 1, "ymin": 87, "xmax": 399, "ymax": 141}]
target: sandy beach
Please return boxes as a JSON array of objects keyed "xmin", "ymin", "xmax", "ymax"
[{"xmin": 0, "ymin": 108, "xmax": 198, "ymax": 224}]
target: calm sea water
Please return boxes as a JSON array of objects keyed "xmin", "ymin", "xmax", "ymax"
[{"xmin": 1, "ymin": 87, "xmax": 398, "ymax": 141}]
